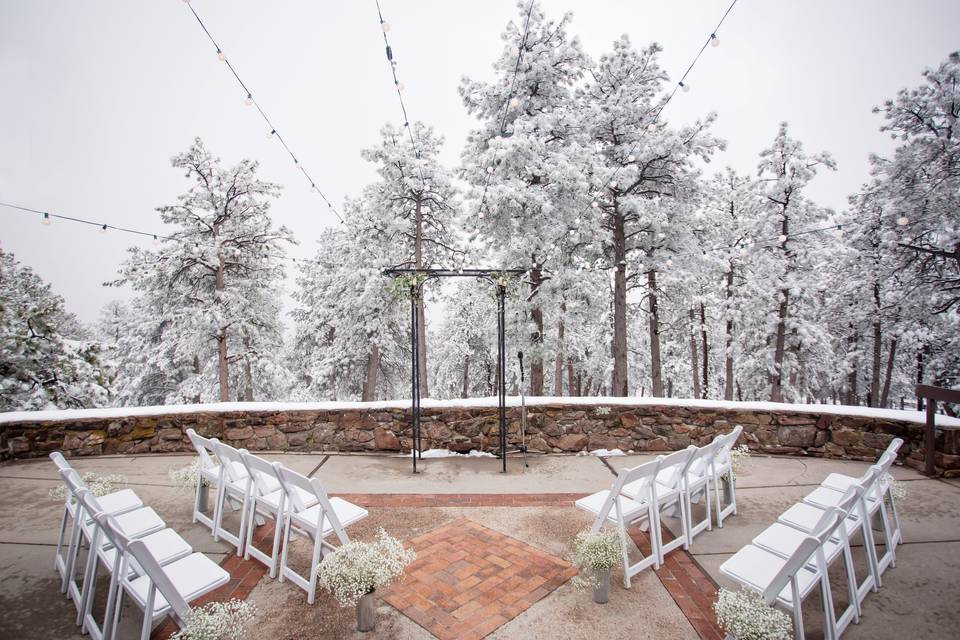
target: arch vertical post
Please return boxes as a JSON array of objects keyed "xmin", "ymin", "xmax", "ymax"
[{"xmin": 497, "ymin": 282, "xmax": 507, "ymax": 473}]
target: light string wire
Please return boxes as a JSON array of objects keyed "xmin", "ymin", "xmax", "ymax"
[
  {"xmin": 540, "ymin": 0, "xmax": 739, "ymax": 267},
  {"xmin": 0, "ymin": 201, "xmax": 319, "ymax": 265},
  {"xmin": 182, "ymin": 1, "xmax": 345, "ymax": 224},
  {"xmin": 374, "ymin": 0, "xmax": 426, "ymax": 187},
  {"xmin": 476, "ymin": 0, "xmax": 537, "ymax": 217}
]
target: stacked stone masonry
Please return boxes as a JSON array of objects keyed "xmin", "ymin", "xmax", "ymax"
[{"xmin": 2, "ymin": 404, "xmax": 958, "ymax": 476}]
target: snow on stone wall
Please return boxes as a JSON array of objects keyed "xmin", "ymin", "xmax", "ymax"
[{"xmin": 2, "ymin": 398, "xmax": 958, "ymax": 475}]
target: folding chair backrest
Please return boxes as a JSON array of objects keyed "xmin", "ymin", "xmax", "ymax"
[
  {"xmin": 656, "ymin": 447, "xmax": 696, "ymax": 490},
  {"xmin": 50, "ymin": 451, "xmax": 71, "ymax": 473},
  {"xmin": 712, "ymin": 425, "xmax": 744, "ymax": 468},
  {"xmin": 240, "ymin": 451, "xmax": 282, "ymax": 497},
  {"xmin": 589, "ymin": 457, "xmax": 660, "ymax": 534},
  {"xmin": 763, "ymin": 521, "xmax": 834, "ymax": 605},
  {"xmin": 686, "ymin": 440, "xmax": 718, "ymax": 483},
  {"xmin": 209, "ymin": 439, "xmax": 247, "ymax": 483},
  {"xmin": 59, "ymin": 468, "xmax": 86, "ymax": 503},
  {"xmin": 884, "ymin": 437, "xmax": 904, "ymax": 460},
  {"xmin": 185, "ymin": 428, "xmax": 219, "ymax": 472},
  {"xmin": 275, "ymin": 465, "xmax": 350, "ymax": 543}
]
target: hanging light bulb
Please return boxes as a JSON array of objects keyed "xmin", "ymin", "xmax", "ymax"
[
  {"xmin": 396, "ymin": 81, "xmax": 405, "ymax": 92},
  {"xmin": 897, "ymin": 215, "xmax": 909, "ymax": 226},
  {"xmin": 381, "ymin": 21, "xmax": 391, "ymax": 33},
  {"xmin": 267, "ymin": 129, "xmax": 275, "ymax": 139},
  {"xmin": 311, "ymin": 183, "xmax": 318, "ymax": 192},
  {"xmin": 647, "ymin": 123, "xmax": 657, "ymax": 132},
  {"xmin": 834, "ymin": 225, "xmax": 844, "ymax": 238},
  {"xmin": 627, "ymin": 154, "xmax": 636, "ymax": 162},
  {"xmin": 245, "ymin": 93, "xmax": 253, "ymax": 106},
  {"xmin": 153, "ymin": 234, "xmax": 160, "ymax": 247},
  {"xmin": 42, "ymin": 212, "xmax": 51, "ymax": 226},
  {"xmin": 591, "ymin": 201, "xmax": 599, "ymax": 208},
  {"xmin": 509, "ymin": 97, "xmax": 520, "ymax": 108},
  {"xmin": 680, "ymin": 81, "xmax": 690, "ymax": 92},
  {"xmin": 666, "ymin": 258, "xmax": 673, "ymax": 267},
  {"xmin": 486, "ymin": 166, "xmax": 494, "ymax": 174},
  {"xmin": 609, "ymin": 181, "xmax": 618, "ymax": 189},
  {"xmin": 778, "ymin": 234, "xmax": 788, "ymax": 243},
  {"xmin": 710, "ymin": 33, "xmax": 720, "ymax": 47},
  {"xmin": 192, "ymin": 244, "xmax": 201, "ymax": 255},
  {"xmin": 511, "ymin": 45, "xmax": 520, "ymax": 56},
  {"xmin": 217, "ymin": 48, "xmax": 225, "ymax": 61},
  {"xmin": 478, "ymin": 211, "xmax": 485, "ymax": 219},
  {"xmin": 100, "ymin": 224, "xmax": 107, "ymax": 234}
]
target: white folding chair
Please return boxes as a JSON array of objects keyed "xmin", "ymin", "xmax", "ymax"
[
  {"xmin": 185, "ymin": 429, "xmax": 249, "ymax": 534},
  {"xmin": 104, "ymin": 515, "xmax": 230, "ymax": 640},
  {"xmin": 575, "ymin": 457, "xmax": 662, "ymax": 588},
  {"xmin": 821, "ymin": 438, "xmax": 904, "ymax": 548},
  {"xmin": 75, "ymin": 492, "xmax": 192, "ymax": 640},
  {"xmin": 276, "ymin": 466, "xmax": 368, "ymax": 604},
  {"xmin": 721, "ymin": 511, "xmax": 842, "ymax": 640},
  {"xmin": 50, "ymin": 452, "xmax": 142, "ymax": 590},
  {"xmin": 753, "ymin": 499, "xmax": 861, "ymax": 636},
  {"xmin": 709, "ymin": 425, "xmax": 744, "ymax": 527},
  {"xmin": 59, "ymin": 469, "xmax": 165, "ymax": 613},
  {"xmin": 622, "ymin": 447, "xmax": 694, "ymax": 565},
  {"xmin": 239, "ymin": 452, "xmax": 308, "ymax": 578},
  {"xmin": 682, "ymin": 441, "xmax": 717, "ymax": 545},
  {"xmin": 209, "ymin": 439, "xmax": 254, "ymax": 555}
]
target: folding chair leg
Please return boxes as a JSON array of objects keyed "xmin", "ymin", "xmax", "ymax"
[
  {"xmin": 55, "ymin": 504, "xmax": 70, "ymax": 570},
  {"xmin": 278, "ymin": 514, "xmax": 293, "ymax": 584},
  {"xmin": 307, "ymin": 534, "xmax": 324, "ymax": 605},
  {"xmin": 617, "ymin": 518, "xmax": 631, "ymax": 589}
]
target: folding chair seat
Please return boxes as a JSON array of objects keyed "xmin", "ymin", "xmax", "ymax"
[
  {"xmin": 576, "ymin": 457, "xmax": 662, "ymax": 588},
  {"xmin": 185, "ymin": 429, "xmax": 249, "ymax": 534},
  {"xmin": 682, "ymin": 441, "xmax": 717, "ymax": 545},
  {"xmin": 103, "ymin": 515, "xmax": 229, "ymax": 640},
  {"xmin": 753, "ymin": 504, "xmax": 860, "ymax": 635},
  {"xmin": 720, "ymin": 511, "xmax": 842, "ymax": 640},
  {"xmin": 58, "ymin": 470, "xmax": 165, "ymax": 612},
  {"xmin": 820, "ymin": 438, "xmax": 903, "ymax": 495},
  {"xmin": 239, "ymin": 452, "xmax": 316, "ymax": 577},
  {"xmin": 50, "ymin": 452, "xmax": 142, "ymax": 587},
  {"xmin": 209, "ymin": 439, "xmax": 266, "ymax": 555},
  {"xmin": 276, "ymin": 466, "xmax": 368, "ymax": 603},
  {"xmin": 708, "ymin": 425, "xmax": 743, "ymax": 527},
  {"xmin": 74, "ymin": 493, "xmax": 191, "ymax": 640}
]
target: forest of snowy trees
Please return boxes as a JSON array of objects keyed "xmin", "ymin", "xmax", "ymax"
[{"xmin": 1, "ymin": 4, "xmax": 957, "ymax": 412}]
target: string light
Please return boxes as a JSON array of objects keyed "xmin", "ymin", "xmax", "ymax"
[
  {"xmin": 897, "ymin": 215, "xmax": 909, "ymax": 226},
  {"xmin": 181, "ymin": 2, "xmax": 344, "ymax": 223},
  {"xmin": 267, "ymin": 129, "xmax": 275, "ymax": 139},
  {"xmin": 100, "ymin": 224, "xmax": 108, "ymax": 234},
  {"xmin": 680, "ymin": 81, "xmax": 690, "ymax": 92},
  {"xmin": 381, "ymin": 20, "xmax": 391, "ymax": 32},
  {"xmin": 42, "ymin": 212, "xmax": 51, "ymax": 226},
  {"xmin": 778, "ymin": 234, "xmax": 787, "ymax": 243},
  {"xmin": 710, "ymin": 33, "xmax": 720, "ymax": 47}
]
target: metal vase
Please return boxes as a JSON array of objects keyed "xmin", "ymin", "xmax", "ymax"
[
  {"xmin": 592, "ymin": 568, "xmax": 610, "ymax": 604},
  {"xmin": 357, "ymin": 591, "xmax": 377, "ymax": 632},
  {"xmin": 198, "ymin": 483, "xmax": 209, "ymax": 513}
]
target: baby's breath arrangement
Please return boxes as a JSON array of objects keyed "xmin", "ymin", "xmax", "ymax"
[
  {"xmin": 169, "ymin": 458, "xmax": 210, "ymax": 492},
  {"xmin": 729, "ymin": 444, "xmax": 751, "ymax": 475},
  {"xmin": 49, "ymin": 472, "xmax": 127, "ymax": 501},
  {"xmin": 170, "ymin": 600, "xmax": 255, "ymax": 640},
  {"xmin": 713, "ymin": 588, "xmax": 792, "ymax": 640},
  {"xmin": 884, "ymin": 474, "xmax": 907, "ymax": 503},
  {"xmin": 317, "ymin": 529, "xmax": 415, "ymax": 607},
  {"xmin": 570, "ymin": 529, "xmax": 621, "ymax": 589}
]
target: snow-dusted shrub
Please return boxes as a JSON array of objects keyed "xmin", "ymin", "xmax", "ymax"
[
  {"xmin": 170, "ymin": 600, "xmax": 255, "ymax": 640},
  {"xmin": 571, "ymin": 529, "xmax": 621, "ymax": 588},
  {"xmin": 49, "ymin": 472, "xmax": 126, "ymax": 501},
  {"xmin": 317, "ymin": 529, "xmax": 415, "ymax": 607},
  {"xmin": 713, "ymin": 588, "xmax": 792, "ymax": 640}
]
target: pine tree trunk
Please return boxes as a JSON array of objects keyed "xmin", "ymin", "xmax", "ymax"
[
  {"xmin": 192, "ymin": 355, "xmax": 202, "ymax": 404},
  {"xmin": 585, "ymin": 376, "xmax": 593, "ymax": 397},
  {"xmin": 724, "ymin": 268, "xmax": 735, "ymax": 401},
  {"xmin": 869, "ymin": 283, "xmax": 882, "ymax": 407},
  {"xmin": 847, "ymin": 331, "xmax": 859, "ymax": 405},
  {"xmin": 880, "ymin": 338, "xmax": 898, "ymax": 408},
  {"xmin": 611, "ymin": 205, "xmax": 628, "ymax": 396},
  {"xmin": 567, "ymin": 358, "xmax": 576, "ymax": 397},
  {"xmin": 769, "ymin": 289, "xmax": 789, "ymax": 402},
  {"xmin": 700, "ymin": 302, "xmax": 709, "ymax": 399},
  {"xmin": 529, "ymin": 262, "xmax": 544, "ymax": 395},
  {"xmin": 362, "ymin": 344, "xmax": 380, "ymax": 401},
  {"xmin": 215, "ymin": 253, "xmax": 229, "ymax": 402},
  {"xmin": 241, "ymin": 336, "xmax": 254, "ymax": 401},
  {"xmin": 414, "ymin": 199, "xmax": 429, "ymax": 398},
  {"xmin": 647, "ymin": 269, "xmax": 664, "ymax": 397},
  {"xmin": 461, "ymin": 355, "xmax": 470, "ymax": 399},
  {"xmin": 689, "ymin": 308, "xmax": 701, "ymax": 399},
  {"xmin": 554, "ymin": 306, "xmax": 565, "ymax": 396}
]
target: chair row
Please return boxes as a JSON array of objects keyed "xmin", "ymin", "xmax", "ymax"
[
  {"xmin": 575, "ymin": 426, "xmax": 744, "ymax": 587},
  {"xmin": 50, "ymin": 452, "xmax": 229, "ymax": 640},
  {"xmin": 719, "ymin": 438, "xmax": 904, "ymax": 640},
  {"xmin": 185, "ymin": 429, "xmax": 368, "ymax": 604}
]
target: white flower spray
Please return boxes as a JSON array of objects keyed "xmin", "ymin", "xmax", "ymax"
[
  {"xmin": 170, "ymin": 600, "xmax": 255, "ymax": 640},
  {"xmin": 49, "ymin": 472, "xmax": 127, "ymax": 501},
  {"xmin": 570, "ymin": 528, "xmax": 621, "ymax": 589},
  {"xmin": 317, "ymin": 529, "xmax": 416, "ymax": 607},
  {"xmin": 713, "ymin": 588, "xmax": 792, "ymax": 640}
]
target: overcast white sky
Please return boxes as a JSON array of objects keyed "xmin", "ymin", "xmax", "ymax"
[{"xmin": 2, "ymin": 0, "xmax": 958, "ymax": 325}]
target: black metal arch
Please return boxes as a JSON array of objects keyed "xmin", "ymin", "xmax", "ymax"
[{"xmin": 383, "ymin": 268, "xmax": 527, "ymax": 473}]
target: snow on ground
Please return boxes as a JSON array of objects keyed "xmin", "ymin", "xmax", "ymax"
[
  {"xmin": 2, "ymin": 396, "xmax": 959, "ymax": 428},
  {"xmin": 581, "ymin": 448, "xmax": 626, "ymax": 457},
  {"xmin": 404, "ymin": 449, "xmax": 495, "ymax": 458}
]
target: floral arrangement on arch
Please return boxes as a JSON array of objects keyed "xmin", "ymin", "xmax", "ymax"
[{"xmin": 317, "ymin": 529, "xmax": 416, "ymax": 607}]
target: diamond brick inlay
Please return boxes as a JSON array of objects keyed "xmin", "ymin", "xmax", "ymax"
[{"xmin": 382, "ymin": 518, "xmax": 577, "ymax": 640}]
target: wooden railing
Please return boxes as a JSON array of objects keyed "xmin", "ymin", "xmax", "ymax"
[{"xmin": 916, "ymin": 384, "xmax": 960, "ymax": 476}]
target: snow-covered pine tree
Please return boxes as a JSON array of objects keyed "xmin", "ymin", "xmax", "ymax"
[
  {"xmin": 111, "ymin": 138, "xmax": 293, "ymax": 404},
  {"xmin": 575, "ymin": 36, "xmax": 722, "ymax": 396},
  {"xmin": 459, "ymin": 0, "xmax": 591, "ymax": 395},
  {"xmin": 0, "ymin": 250, "xmax": 108, "ymax": 410}
]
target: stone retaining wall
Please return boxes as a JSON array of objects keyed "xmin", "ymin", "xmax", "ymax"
[{"xmin": 2, "ymin": 403, "xmax": 958, "ymax": 476}]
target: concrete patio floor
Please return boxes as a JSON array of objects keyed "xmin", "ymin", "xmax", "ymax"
[{"xmin": 0, "ymin": 451, "xmax": 956, "ymax": 639}]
